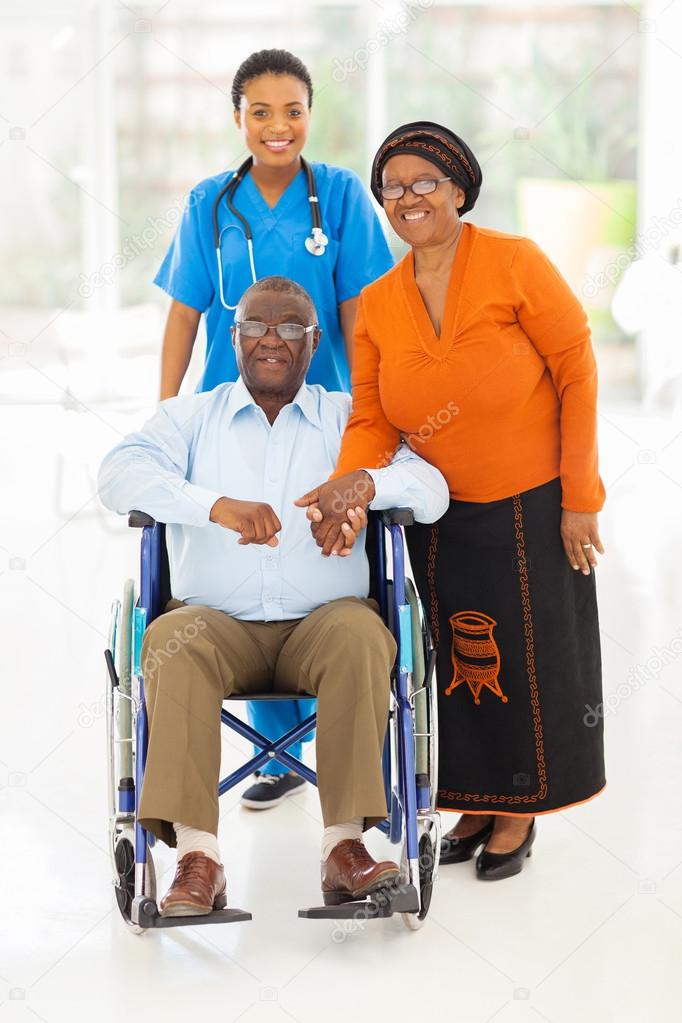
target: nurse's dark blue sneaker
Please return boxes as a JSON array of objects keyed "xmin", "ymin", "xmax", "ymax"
[{"xmin": 240, "ymin": 771, "xmax": 306, "ymax": 810}]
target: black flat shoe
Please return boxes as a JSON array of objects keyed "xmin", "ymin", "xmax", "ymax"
[
  {"xmin": 440, "ymin": 817, "xmax": 494, "ymax": 864},
  {"xmin": 475, "ymin": 819, "xmax": 536, "ymax": 881}
]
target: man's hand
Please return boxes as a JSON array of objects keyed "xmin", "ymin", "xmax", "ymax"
[
  {"xmin": 560, "ymin": 510, "xmax": 605, "ymax": 574},
  {"xmin": 295, "ymin": 470, "xmax": 375, "ymax": 556},
  {"xmin": 209, "ymin": 496, "xmax": 281, "ymax": 547}
]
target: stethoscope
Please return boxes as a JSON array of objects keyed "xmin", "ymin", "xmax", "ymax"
[{"xmin": 212, "ymin": 155, "xmax": 329, "ymax": 310}]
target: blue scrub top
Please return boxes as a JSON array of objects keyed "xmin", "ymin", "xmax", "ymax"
[{"xmin": 154, "ymin": 161, "xmax": 394, "ymax": 393}]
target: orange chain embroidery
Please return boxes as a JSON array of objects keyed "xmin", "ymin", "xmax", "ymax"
[
  {"xmin": 426, "ymin": 523, "xmax": 440, "ymax": 646},
  {"xmin": 437, "ymin": 493, "xmax": 548, "ymax": 805}
]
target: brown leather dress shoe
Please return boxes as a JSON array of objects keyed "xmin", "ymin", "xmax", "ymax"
[
  {"xmin": 321, "ymin": 839, "xmax": 400, "ymax": 905},
  {"xmin": 160, "ymin": 851, "xmax": 227, "ymax": 917}
]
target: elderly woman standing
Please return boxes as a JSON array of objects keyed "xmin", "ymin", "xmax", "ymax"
[{"xmin": 297, "ymin": 122, "xmax": 606, "ymax": 881}]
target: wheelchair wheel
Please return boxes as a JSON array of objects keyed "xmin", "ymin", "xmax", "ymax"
[
  {"xmin": 402, "ymin": 823, "xmax": 438, "ymax": 931},
  {"xmin": 113, "ymin": 827, "xmax": 156, "ymax": 934}
]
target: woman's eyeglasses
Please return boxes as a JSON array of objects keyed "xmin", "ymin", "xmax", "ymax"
[
  {"xmin": 235, "ymin": 321, "xmax": 317, "ymax": 341},
  {"xmin": 379, "ymin": 177, "xmax": 452, "ymax": 201}
]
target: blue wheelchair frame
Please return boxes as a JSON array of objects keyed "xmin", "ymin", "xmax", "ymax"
[{"xmin": 107, "ymin": 507, "xmax": 438, "ymax": 928}]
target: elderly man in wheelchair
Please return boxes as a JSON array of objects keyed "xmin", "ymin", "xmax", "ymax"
[{"xmin": 99, "ymin": 275, "xmax": 448, "ymax": 920}]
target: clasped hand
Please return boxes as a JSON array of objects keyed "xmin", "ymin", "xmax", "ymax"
[{"xmin": 294, "ymin": 469, "xmax": 375, "ymax": 557}]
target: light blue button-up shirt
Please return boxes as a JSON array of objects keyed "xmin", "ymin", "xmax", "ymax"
[{"xmin": 98, "ymin": 378, "xmax": 449, "ymax": 620}]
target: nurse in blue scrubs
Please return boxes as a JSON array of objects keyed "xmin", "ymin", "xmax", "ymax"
[{"xmin": 154, "ymin": 49, "xmax": 393, "ymax": 810}]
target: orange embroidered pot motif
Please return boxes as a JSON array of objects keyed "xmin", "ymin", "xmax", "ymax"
[{"xmin": 446, "ymin": 611, "xmax": 508, "ymax": 705}]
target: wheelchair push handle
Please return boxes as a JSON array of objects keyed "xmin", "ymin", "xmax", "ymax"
[
  {"xmin": 380, "ymin": 508, "xmax": 414, "ymax": 527},
  {"xmin": 128, "ymin": 510, "xmax": 157, "ymax": 528}
]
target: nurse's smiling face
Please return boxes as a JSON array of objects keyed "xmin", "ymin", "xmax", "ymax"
[
  {"xmin": 232, "ymin": 288, "xmax": 320, "ymax": 402},
  {"xmin": 381, "ymin": 154, "xmax": 466, "ymax": 249},
  {"xmin": 234, "ymin": 74, "xmax": 310, "ymax": 170}
]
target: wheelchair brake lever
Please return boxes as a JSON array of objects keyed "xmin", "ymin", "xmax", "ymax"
[{"xmin": 104, "ymin": 648, "xmax": 120, "ymax": 688}]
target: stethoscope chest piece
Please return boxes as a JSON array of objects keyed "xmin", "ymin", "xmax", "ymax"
[
  {"xmin": 305, "ymin": 227, "xmax": 329, "ymax": 256},
  {"xmin": 213, "ymin": 155, "xmax": 328, "ymax": 308}
]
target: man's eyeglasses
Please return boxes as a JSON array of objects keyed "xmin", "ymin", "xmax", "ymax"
[
  {"xmin": 235, "ymin": 321, "xmax": 317, "ymax": 342},
  {"xmin": 379, "ymin": 177, "xmax": 452, "ymax": 201}
]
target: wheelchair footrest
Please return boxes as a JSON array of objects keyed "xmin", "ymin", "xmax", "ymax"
[
  {"xmin": 134, "ymin": 897, "xmax": 252, "ymax": 928},
  {"xmin": 298, "ymin": 883, "xmax": 419, "ymax": 920}
]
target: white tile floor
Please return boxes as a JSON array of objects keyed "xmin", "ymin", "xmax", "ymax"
[{"xmin": 2, "ymin": 396, "xmax": 682, "ymax": 1023}]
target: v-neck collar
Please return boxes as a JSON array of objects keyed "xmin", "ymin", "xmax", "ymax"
[
  {"xmin": 241, "ymin": 163, "xmax": 308, "ymax": 229},
  {"xmin": 399, "ymin": 221, "xmax": 475, "ymax": 361}
]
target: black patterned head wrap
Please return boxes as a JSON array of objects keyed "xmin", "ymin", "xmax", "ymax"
[{"xmin": 371, "ymin": 121, "xmax": 482, "ymax": 216}]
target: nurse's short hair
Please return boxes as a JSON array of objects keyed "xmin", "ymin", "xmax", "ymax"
[
  {"xmin": 238, "ymin": 276, "xmax": 317, "ymax": 324},
  {"xmin": 231, "ymin": 50, "xmax": 313, "ymax": 110}
]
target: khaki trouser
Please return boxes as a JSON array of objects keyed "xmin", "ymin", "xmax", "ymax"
[{"xmin": 138, "ymin": 596, "xmax": 397, "ymax": 847}]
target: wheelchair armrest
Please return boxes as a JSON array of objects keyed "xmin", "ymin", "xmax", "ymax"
[
  {"xmin": 128, "ymin": 510, "xmax": 157, "ymax": 528},
  {"xmin": 128, "ymin": 506, "xmax": 412, "ymax": 528},
  {"xmin": 380, "ymin": 508, "xmax": 414, "ymax": 527}
]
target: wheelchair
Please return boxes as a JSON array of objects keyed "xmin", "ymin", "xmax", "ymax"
[{"xmin": 104, "ymin": 507, "xmax": 440, "ymax": 933}]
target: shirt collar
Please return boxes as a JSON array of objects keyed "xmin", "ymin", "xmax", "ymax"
[
  {"xmin": 290, "ymin": 381, "xmax": 322, "ymax": 429},
  {"xmin": 223, "ymin": 376, "xmax": 257, "ymax": 427},
  {"xmin": 224, "ymin": 376, "xmax": 322, "ymax": 430}
]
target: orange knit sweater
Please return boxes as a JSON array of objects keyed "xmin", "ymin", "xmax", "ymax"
[{"xmin": 331, "ymin": 222, "xmax": 605, "ymax": 512}]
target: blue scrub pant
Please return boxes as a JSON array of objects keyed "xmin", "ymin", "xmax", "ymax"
[{"xmin": 247, "ymin": 698, "xmax": 316, "ymax": 776}]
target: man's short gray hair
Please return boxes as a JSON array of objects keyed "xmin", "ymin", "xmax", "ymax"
[{"xmin": 236, "ymin": 276, "xmax": 317, "ymax": 323}]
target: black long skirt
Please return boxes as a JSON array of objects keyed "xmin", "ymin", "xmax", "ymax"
[{"xmin": 406, "ymin": 477, "xmax": 606, "ymax": 815}]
